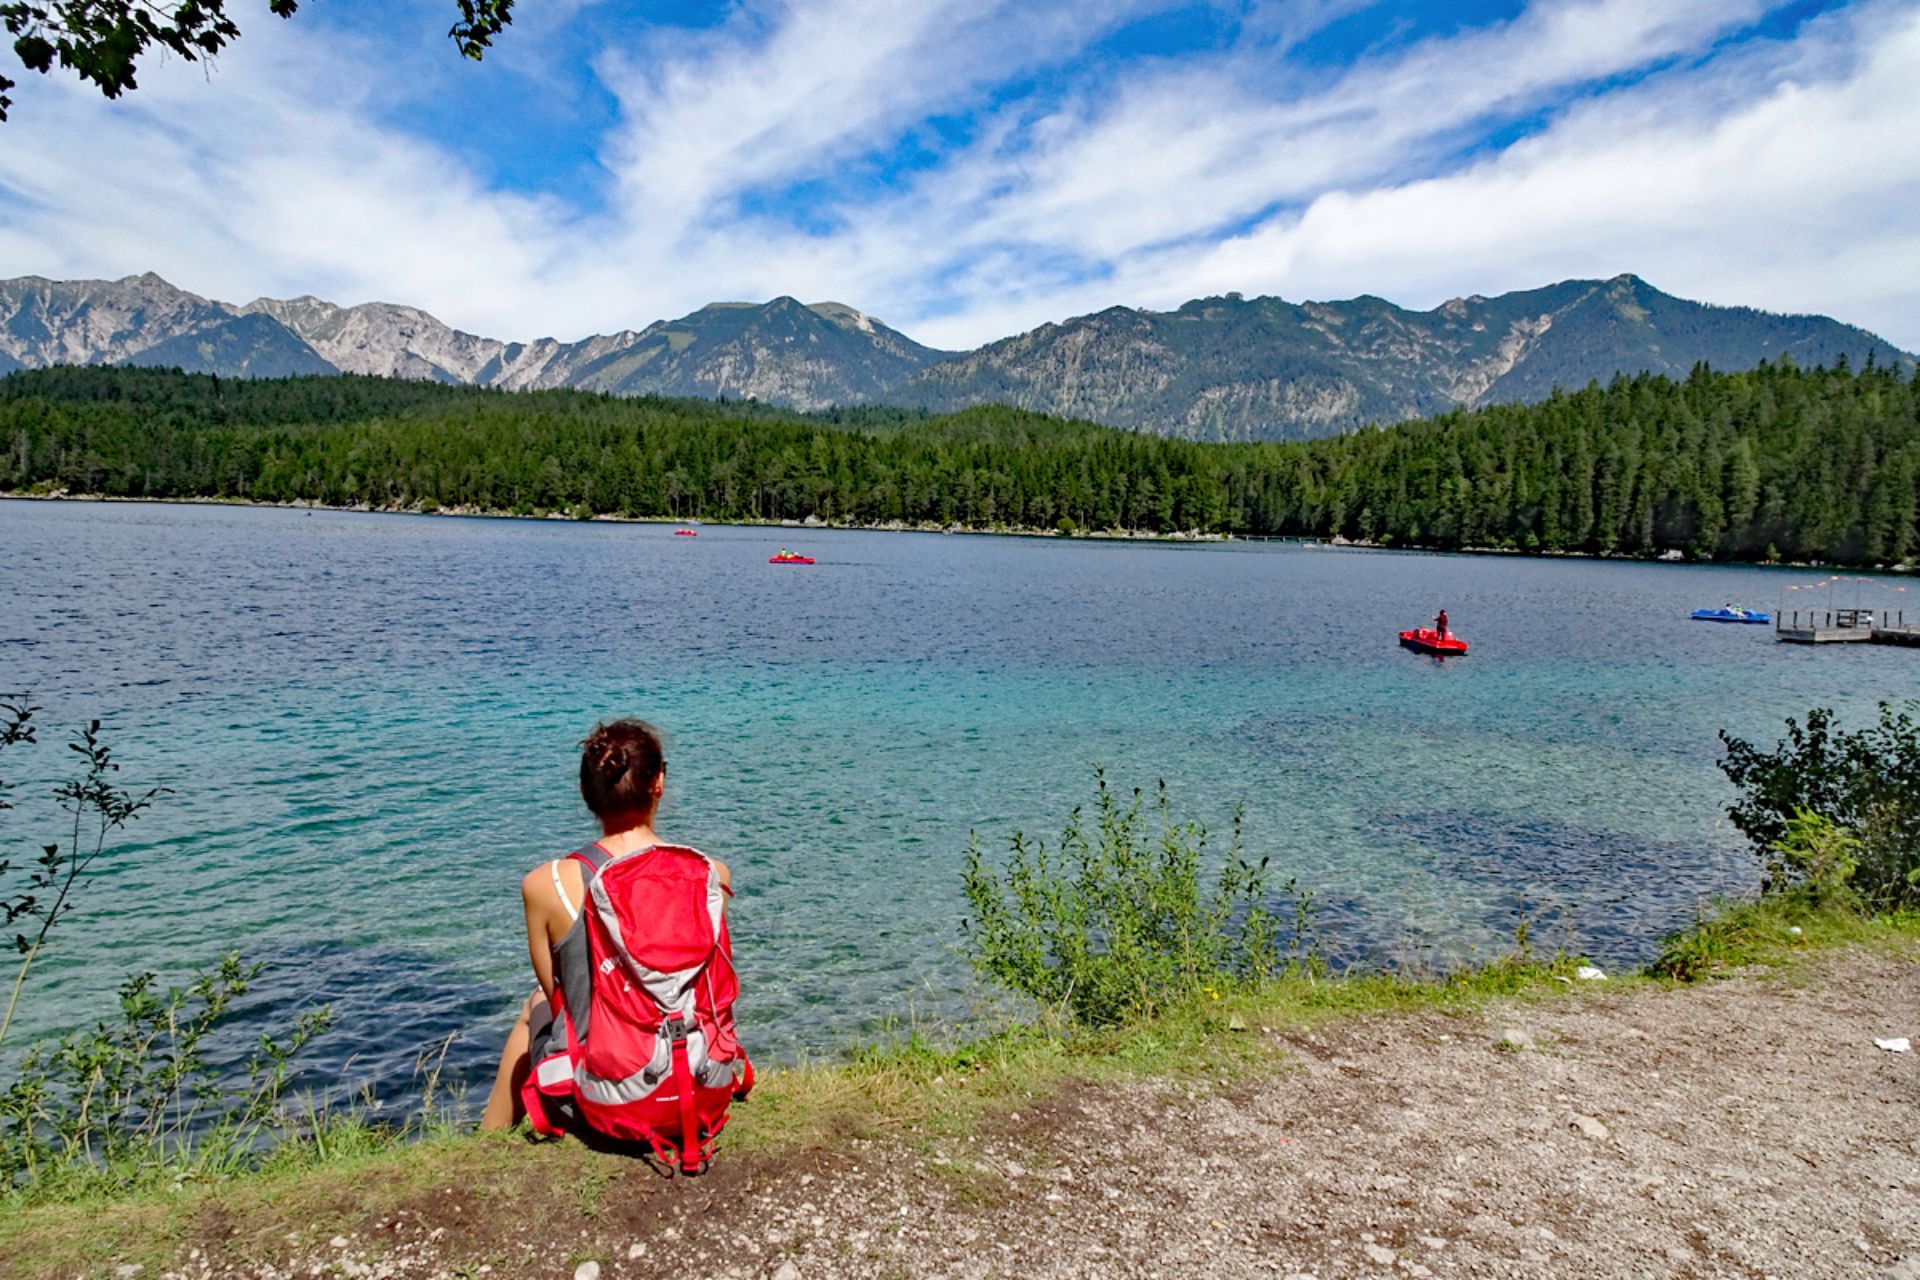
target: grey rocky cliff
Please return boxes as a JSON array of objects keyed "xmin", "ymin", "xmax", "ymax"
[{"xmin": 0, "ymin": 273, "xmax": 264, "ymax": 369}]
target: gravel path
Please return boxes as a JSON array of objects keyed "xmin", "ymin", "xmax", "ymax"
[{"xmin": 171, "ymin": 948, "xmax": 1920, "ymax": 1280}]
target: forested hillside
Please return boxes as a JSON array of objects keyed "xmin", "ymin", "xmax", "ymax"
[{"xmin": 2, "ymin": 361, "xmax": 1915, "ymax": 565}]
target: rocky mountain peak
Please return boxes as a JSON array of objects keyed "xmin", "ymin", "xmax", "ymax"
[{"xmin": 1, "ymin": 271, "xmax": 1911, "ymax": 441}]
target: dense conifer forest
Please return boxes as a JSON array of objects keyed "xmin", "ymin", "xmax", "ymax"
[{"xmin": 2, "ymin": 361, "xmax": 1915, "ymax": 565}]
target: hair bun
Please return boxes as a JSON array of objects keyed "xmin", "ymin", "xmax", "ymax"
[{"xmin": 579, "ymin": 719, "xmax": 666, "ymax": 822}]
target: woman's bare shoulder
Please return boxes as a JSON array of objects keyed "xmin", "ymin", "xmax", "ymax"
[
  {"xmin": 520, "ymin": 856, "xmax": 584, "ymax": 898},
  {"xmin": 519, "ymin": 863, "xmax": 548, "ymax": 899},
  {"xmin": 710, "ymin": 857, "xmax": 732, "ymax": 893}
]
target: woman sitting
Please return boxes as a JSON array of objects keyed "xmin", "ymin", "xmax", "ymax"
[{"xmin": 481, "ymin": 720, "xmax": 751, "ymax": 1171}]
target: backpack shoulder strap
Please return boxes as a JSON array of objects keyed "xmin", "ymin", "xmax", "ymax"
[{"xmin": 568, "ymin": 842, "xmax": 615, "ymax": 876}]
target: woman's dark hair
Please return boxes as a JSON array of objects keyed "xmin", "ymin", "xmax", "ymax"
[{"xmin": 580, "ymin": 720, "xmax": 666, "ymax": 821}]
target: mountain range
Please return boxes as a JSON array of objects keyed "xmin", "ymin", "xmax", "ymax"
[{"xmin": 1, "ymin": 271, "xmax": 1910, "ymax": 442}]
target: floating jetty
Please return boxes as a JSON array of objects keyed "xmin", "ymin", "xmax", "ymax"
[
  {"xmin": 1867, "ymin": 614, "xmax": 1920, "ymax": 647},
  {"xmin": 1773, "ymin": 577, "xmax": 1915, "ymax": 646}
]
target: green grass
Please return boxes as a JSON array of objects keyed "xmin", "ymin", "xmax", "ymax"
[
  {"xmin": 1649, "ymin": 892, "xmax": 1920, "ymax": 982},
  {"xmin": 1, "ymin": 906, "xmax": 1914, "ymax": 1280}
]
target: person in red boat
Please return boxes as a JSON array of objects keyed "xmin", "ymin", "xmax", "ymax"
[{"xmin": 1434, "ymin": 608, "xmax": 1450, "ymax": 639}]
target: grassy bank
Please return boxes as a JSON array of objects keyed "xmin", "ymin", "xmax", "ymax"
[{"xmin": 2, "ymin": 893, "xmax": 1912, "ymax": 1280}]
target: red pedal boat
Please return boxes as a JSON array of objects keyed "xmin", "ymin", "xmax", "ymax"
[
  {"xmin": 1399, "ymin": 628, "xmax": 1468, "ymax": 656},
  {"xmin": 769, "ymin": 554, "xmax": 815, "ymax": 565},
  {"xmin": 674, "ymin": 528, "xmax": 699, "ymax": 536}
]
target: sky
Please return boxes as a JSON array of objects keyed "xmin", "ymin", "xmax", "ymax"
[{"xmin": 1, "ymin": 0, "xmax": 1917, "ymax": 351}]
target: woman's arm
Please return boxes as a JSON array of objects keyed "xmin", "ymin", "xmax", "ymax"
[{"xmin": 520, "ymin": 865, "xmax": 561, "ymax": 1000}]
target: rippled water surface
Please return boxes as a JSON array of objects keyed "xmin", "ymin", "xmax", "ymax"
[{"xmin": 3, "ymin": 499, "xmax": 1914, "ymax": 1103}]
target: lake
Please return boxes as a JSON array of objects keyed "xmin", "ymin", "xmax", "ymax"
[{"xmin": 2, "ymin": 498, "xmax": 1913, "ymax": 1106}]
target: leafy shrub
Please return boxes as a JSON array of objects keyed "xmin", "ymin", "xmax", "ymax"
[
  {"xmin": 960, "ymin": 773, "xmax": 1301, "ymax": 1027},
  {"xmin": 0, "ymin": 700, "xmax": 337, "ymax": 1197},
  {"xmin": 2, "ymin": 711, "xmax": 162, "ymax": 1049},
  {"xmin": 1719, "ymin": 702, "xmax": 1920, "ymax": 907},
  {"xmin": 1765, "ymin": 809, "xmax": 1861, "ymax": 907},
  {"xmin": 0, "ymin": 955, "xmax": 330, "ymax": 1194}
]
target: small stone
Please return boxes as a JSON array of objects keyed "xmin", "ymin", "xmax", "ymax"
[
  {"xmin": 1363, "ymin": 1243, "xmax": 1398, "ymax": 1265},
  {"xmin": 1499, "ymin": 1028, "xmax": 1535, "ymax": 1052},
  {"xmin": 329, "ymin": 1237, "xmax": 349, "ymax": 1250},
  {"xmin": 628, "ymin": 1243, "xmax": 647, "ymax": 1260},
  {"xmin": 114, "ymin": 1267, "xmax": 143, "ymax": 1279},
  {"xmin": 1787, "ymin": 926, "xmax": 1803, "ymax": 937},
  {"xmin": 1575, "ymin": 965, "xmax": 1607, "ymax": 981},
  {"xmin": 771, "ymin": 1263, "xmax": 800, "ymax": 1280},
  {"xmin": 1420, "ymin": 1237, "xmax": 1448, "ymax": 1251},
  {"xmin": 1569, "ymin": 1113, "xmax": 1611, "ymax": 1140},
  {"xmin": 1406, "ymin": 1265, "xmax": 1434, "ymax": 1279},
  {"xmin": 573, "ymin": 1264, "xmax": 600, "ymax": 1280}
]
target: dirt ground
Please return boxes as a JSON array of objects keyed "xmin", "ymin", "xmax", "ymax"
[{"xmin": 166, "ymin": 948, "xmax": 1918, "ymax": 1280}]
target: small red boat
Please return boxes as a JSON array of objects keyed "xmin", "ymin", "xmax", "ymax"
[
  {"xmin": 769, "ymin": 554, "xmax": 815, "ymax": 565},
  {"xmin": 674, "ymin": 528, "xmax": 699, "ymax": 536},
  {"xmin": 1399, "ymin": 628, "xmax": 1468, "ymax": 656}
]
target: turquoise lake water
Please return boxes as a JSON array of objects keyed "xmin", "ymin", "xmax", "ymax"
[{"xmin": 2, "ymin": 498, "xmax": 1914, "ymax": 1104}]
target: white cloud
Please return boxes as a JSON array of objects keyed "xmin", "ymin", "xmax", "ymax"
[
  {"xmin": 1156, "ymin": 0, "xmax": 1920, "ymax": 337},
  {"xmin": 0, "ymin": 0, "xmax": 1916, "ymax": 354},
  {"xmin": 958, "ymin": 0, "xmax": 1773, "ymax": 260}
]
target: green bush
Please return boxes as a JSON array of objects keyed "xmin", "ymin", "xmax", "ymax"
[
  {"xmin": 1, "ymin": 710, "xmax": 163, "ymax": 1050},
  {"xmin": 960, "ymin": 773, "xmax": 1301, "ymax": 1027},
  {"xmin": 1765, "ymin": 809, "xmax": 1861, "ymax": 907},
  {"xmin": 1719, "ymin": 702, "xmax": 1920, "ymax": 907},
  {"xmin": 0, "ymin": 956, "xmax": 330, "ymax": 1196},
  {"xmin": 0, "ymin": 701, "xmax": 338, "ymax": 1198}
]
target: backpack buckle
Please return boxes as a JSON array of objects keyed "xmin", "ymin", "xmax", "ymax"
[{"xmin": 662, "ymin": 1014, "xmax": 697, "ymax": 1042}]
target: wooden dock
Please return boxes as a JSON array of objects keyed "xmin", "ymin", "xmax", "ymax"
[
  {"xmin": 1874, "ymin": 619, "xmax": 1920, "ymax": 646},
  {"xmin": 1775, "ymin": 607, "xmax": 1920, "ymax": 647}
]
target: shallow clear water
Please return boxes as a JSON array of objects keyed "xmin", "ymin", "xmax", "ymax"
[{"xmin": 2, "ymin": 499, "xmax": 1914, "ymax": 1105}]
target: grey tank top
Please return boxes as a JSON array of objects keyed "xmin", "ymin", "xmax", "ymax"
[{"xmin": 548, "ymin": 843, "xmax": 612, "ymax": 1042}]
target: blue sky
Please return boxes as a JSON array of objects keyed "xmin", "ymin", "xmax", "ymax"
[{"xmin": 2, "ymin": 0, "xmax": 1917, "ymax": 349}]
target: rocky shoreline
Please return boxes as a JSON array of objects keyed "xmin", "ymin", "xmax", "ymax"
[{"xmin": 7, "ymin": 490, "xmax": 1913, "ymax": 572}]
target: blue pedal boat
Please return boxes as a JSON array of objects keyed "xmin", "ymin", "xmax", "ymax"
[{"xmin": 1690, "ymin": 607, "xmax": 1770, "ymax": 624}]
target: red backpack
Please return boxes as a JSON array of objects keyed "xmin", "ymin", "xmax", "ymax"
[{"xmin": 522, "ymin": 842, "xmax": 753, "ymax": 1172}]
